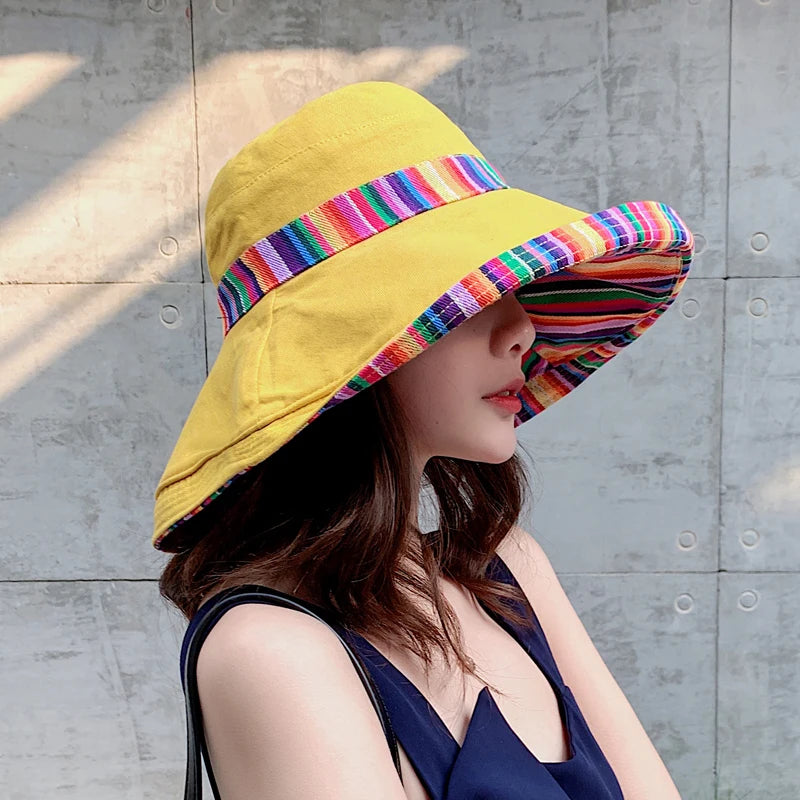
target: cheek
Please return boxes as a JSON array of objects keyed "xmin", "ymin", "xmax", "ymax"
[
  {"xmin": 416, "ymin": 371, "xmax": 478, "ymax": 424},
  {"xmin": 389, "ymin": 336, "xmax": 484, "ymax": 419}
]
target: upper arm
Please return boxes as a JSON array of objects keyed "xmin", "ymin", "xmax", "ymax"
[
  {"xmin": 195, "ymin": 603, "xmax": 408, "ymax": 800},
  {"xmin": 497, "ymin": 524, "xmax": 682, "ymax": 800}
]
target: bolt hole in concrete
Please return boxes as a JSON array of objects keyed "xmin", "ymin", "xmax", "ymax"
[
  {"xmin": 674, "ymin": 594, "xmax": 694, "ymax": 614},
  {"xmin": 747, "ymin": 297, "xmax": 768, "ymax": 317},
  {"xmin": 160, "ymin": 305, "xmax": 182, "ymax": 328},
  {"xmin": 692, "ymin": 232, "xmax": 706, "ymax": 254},
  {"xmin": 739, "ymin": 528, "xmax": 760, "ymax": 549},
  {"xmin": 159, "ymin": 236, "xmax": 179, "ymax": 257},
  {"xmin": 677, "ymin": 530, "xmax": 697, "ymax": 550},
  {"xmin": 737, "ymin": 590, "xmax": 759, "ymax": 612},
  {"xmin": 680, "ymin": 298, "xmax": 700, "ymax": 319}
]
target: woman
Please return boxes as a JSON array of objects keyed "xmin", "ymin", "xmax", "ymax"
[{"xmin": 153, "ymin": 81, "xmax": 693, "ymax": 799}]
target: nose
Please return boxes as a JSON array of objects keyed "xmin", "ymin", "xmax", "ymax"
[{"xmin": 508, "ymin": 292, "xmax": 536, "ymax": 352}]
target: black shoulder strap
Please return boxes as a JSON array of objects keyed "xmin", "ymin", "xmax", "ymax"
[{"xmin": 181, "ymin": 584, "xmax": 403, "ymax": 799}]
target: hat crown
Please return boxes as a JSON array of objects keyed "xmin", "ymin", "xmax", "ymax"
[{"xmin": 203, "ymin": 81, "xmax": 485, "ymax": 285}]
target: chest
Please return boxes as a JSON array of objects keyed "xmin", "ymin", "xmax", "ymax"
[{"xmin": 367, "ymin": 579, "xmax": 572, "ymax": 800}]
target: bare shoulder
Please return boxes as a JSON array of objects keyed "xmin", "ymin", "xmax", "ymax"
[
  {"xmin": 496, "ymin": 524, "xmax": 682, "ymax": 800},
  {"xmin": 495, "ymin": 522, "xmax": 558, "ymax": 587},
  {"xmin": 496, "ymin": 523, "xmax": 607, "ymax": 674},
  {"xmin": 196, "ymin": 603, "xmax": 407, "ymax": 800}
]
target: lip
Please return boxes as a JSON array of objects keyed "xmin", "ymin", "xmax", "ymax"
[
  {"xmin": 481, "ymin": 375, "xmax": 525, "ymax": 399},
  {"xmin": 483, "ymin": 394, "xmax": 522, "ymax": 414}
]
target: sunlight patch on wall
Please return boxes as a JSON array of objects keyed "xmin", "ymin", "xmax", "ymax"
[
  {"xmin": 752, "ymin": 461, "xmax": 800, "ymax": 514},
  {"xmin": 0, "ymin": 52, "xmax": 82, "ymax": 123},
  {"xmin": 0, "ymin": 46, "xmax": 469, "ymax": 398}
]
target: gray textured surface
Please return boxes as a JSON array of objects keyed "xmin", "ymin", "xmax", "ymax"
[
  {"xmin": 0, "ymin": 581, "xmax": 186, "ymax": 798},
  {"xmin": 561, "ymin": 573, "xmax": 718, "ymax": 800},
  {"xmin": 0, "ymin": 283, "xmax": 206, "ymax": 580},
  {"xmin": 0, "ymin": 0, "xmax": 199, "ymax": 284},
  {"xmin": 1, "ymin": 0, "xmax": 798, "ymax": 797},
  {"xmin": 728, "ymin": 0, "xmax": 800, "ymax": 278},
  {"xmin": 721, "ymin": 278, "xmax": 800, "ymax": 572},
  {"xmin": 718, "ymin": 574, "xmax": 800, "ymax": 798}
]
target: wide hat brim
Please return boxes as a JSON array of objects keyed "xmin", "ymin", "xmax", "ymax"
[
  {"xmin": 153, "ymin": 185, "xmax": 692, "ymax": 550},
  {"xmin": 152, "ymin": 81, "xmax": 694, "ymax": 550}
]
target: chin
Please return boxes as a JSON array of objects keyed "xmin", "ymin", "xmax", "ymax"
[
  {"xmin": 455, "ymin": 433, "xmax": 518, "ymax": 464},
  {"xmin": 481, "ymin": 445, "xmax": 518, "ymax": 464}
]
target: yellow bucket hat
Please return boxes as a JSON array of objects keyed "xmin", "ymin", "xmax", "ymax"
[{"xmin": 152, "ymin": 80, "xmax": 694, "ymax": 551}]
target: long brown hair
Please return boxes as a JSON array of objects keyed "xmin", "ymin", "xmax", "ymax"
[{"xmin": 159, "ymin": 375, "xmax": 540, "ymax": 689}]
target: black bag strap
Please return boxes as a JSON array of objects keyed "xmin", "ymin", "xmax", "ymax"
[{"xmin": 181, "ymin": 584, "xmax": 403, "ymax": 799}]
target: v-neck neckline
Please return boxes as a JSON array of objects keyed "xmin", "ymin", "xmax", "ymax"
[{"xmin": 349, "ymin": 552, "xmax": 577, "ymax": 767}]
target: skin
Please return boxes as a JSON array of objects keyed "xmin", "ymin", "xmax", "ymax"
[{"xmin": 386, "ymin": 289, "xmax": 536, "ymax": 518}]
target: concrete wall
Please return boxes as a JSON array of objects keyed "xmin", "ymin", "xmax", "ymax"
[{"xmin": 1, "ymin": 1, "xmax": 797, "ymax": 797}]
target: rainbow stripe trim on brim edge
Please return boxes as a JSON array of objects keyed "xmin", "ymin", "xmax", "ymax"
[{"xmin": 153, "ymin": 199, "xmax": 692, "ymax": 550}]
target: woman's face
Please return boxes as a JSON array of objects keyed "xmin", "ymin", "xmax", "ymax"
[{"xmin": 386, "ymin": 290, "xmax": 536, "ymax": 469}]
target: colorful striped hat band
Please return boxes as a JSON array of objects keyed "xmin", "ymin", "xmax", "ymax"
[{"xmin": 217, "ymin": 153, "xmax": 507, "ymax": 335}]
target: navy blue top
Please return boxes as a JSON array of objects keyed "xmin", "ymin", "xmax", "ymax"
[
  {"xmin": 180, "ymin": 552, "xmax": 624, "ymax": 800},
  {"xmin": 341, "ymin": 552, "xmax": 624, "ymax": 800}
]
